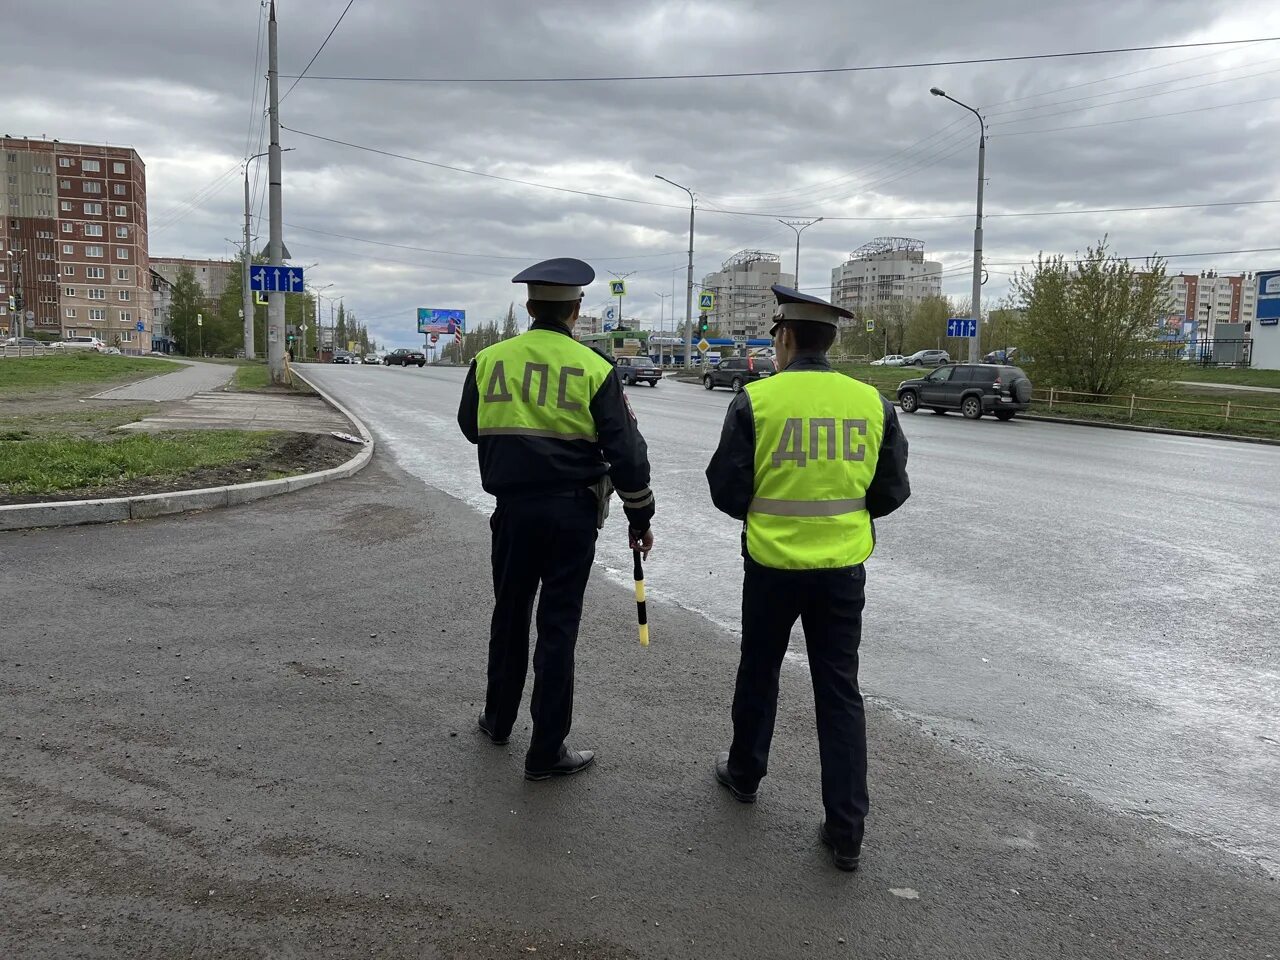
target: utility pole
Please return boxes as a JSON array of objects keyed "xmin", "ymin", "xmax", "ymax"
[
  {"xmin": 778, "ymin": 217, "xmax": 823, "ymax": 289},
  {"xmin": 266, "ymin": 1, "xmax": 286, "ymax": 382},
  {"xmin": 931, "ymin": 87, "xmax": 985, "ymax": 362},
  {"xmin": 608, "ymin": 270, "xmax": 635, "ymax": 331},
  {"xmin": 242, "ymin": 166, "xmax": 255, "ymax": 360},
  {"xmin": 655, "ymin": 175, "xmax": 695, "ymax": 367}
]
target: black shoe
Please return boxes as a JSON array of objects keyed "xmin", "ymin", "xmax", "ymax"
[
  {"xmin": 477, "ymin": 712, "xmax": 509, "ymax": 746},
  {"xmin": 524, "ymin": 748, "xmax": 595, "ymax": 781},
  {"xmin": 714, "ymin": 751, "xmax": 757, "ymax": 803},
  {"xmin": 819, "ymin": 819, "xmax": 861, "ymax": 872}
]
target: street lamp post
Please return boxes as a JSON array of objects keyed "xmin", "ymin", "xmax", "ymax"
[
  {"xmin": 655, "ymin": 291, "xmax": 671, "ymax": 366},
  {"xmin": 305, "ymin": 282, "xmax": 333, "ymax": 362},
  {"xmin": 931, "ymin": 86, "xmax": 985, "ymax": 363},
  {"xmin": 655, "ymin": 175, "xmax": 695, "ymax": 368},
  {"xmin": 778, "ymin": 217, "xmax": 823, "ymax": 289}
]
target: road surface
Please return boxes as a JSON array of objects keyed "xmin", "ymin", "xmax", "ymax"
[{"xmin": 306, "ymin": 361, "xmax": 1280, "ymax": 877}]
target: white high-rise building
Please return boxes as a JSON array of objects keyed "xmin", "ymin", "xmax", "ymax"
[
  {"xmin": 830, "ymin": 237, "xmax": 942, "ymax": 315},
  {"xmin": 701, "ymin": 250, "xmax": 794, "ymax": 339},
  {"xmin": 1163, "ymin": 271, "xmax": 1257, "ymax": 339}
]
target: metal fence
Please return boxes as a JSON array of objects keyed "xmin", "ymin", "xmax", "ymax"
[
  {"xmin": 1150, "ymin": 338, "xmax": 1253, "ymax": 368},
  {"xmin": 1037, "ymin": 386, "xmax": 1280, "ymax": 429}
]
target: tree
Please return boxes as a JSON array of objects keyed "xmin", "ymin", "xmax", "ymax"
[
  {"xmin": 335, "ymin": 302, "xmax": 347, "ymax": 349},
  {"xmin": 214, "ymin": 259, "xmax": 315, "ymax": 358},
  {"xmin": 170, "ymin": 266, "xmax": 205, "ymax": 356},
  {"xmin": 1012, "ymin": 238, "xmax": 1173, "ymax": 396},
  {"xmin": 501, "ymin": 303, "xmax": 519, "ymax": 340}
]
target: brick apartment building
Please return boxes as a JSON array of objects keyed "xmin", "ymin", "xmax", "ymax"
[{"xmin": 1, "ymin": 137, "xmax": 149, "ymax": 352}]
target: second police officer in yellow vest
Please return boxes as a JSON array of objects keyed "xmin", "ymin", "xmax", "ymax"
[
  {"xmin": 707, "ymin": 285, "xmax": 911, "ymax": 871},
  {"xmin": 458, "ymin": 258, "xmax": 655, "ymax": 782}
]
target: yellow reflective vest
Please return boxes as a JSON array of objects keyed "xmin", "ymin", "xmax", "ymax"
[
  {"xmin": 474, "ymin": 329, "xmax": 614, "ymax": 442},
  {"xmin": 745, "ymin": 371, "xmax": 885, "ymax": 570}
]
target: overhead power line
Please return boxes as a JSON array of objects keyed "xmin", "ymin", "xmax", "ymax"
[
  {"xmin": 276, "ymin": 36, "xmax": 1280, "ymax": 84},
  {"xmin": 281, "ymin": 0, "xmax": 358, "ymax": 102},
  {"xmin": 991, "ymin": 92, "xmax": 1280, "ymax": 137},
  {"xmin": 281, "ymin": 124, "xmax": 1280, "ymax": 224}
]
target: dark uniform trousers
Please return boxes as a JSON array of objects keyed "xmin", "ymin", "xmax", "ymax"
[
  {"xmin": 485, "ymin": 490, "xmax": 598, "ymax": 769},
  {"xmin": 728, "ymin": 558, "xmax": 869, "ymax": 848}
]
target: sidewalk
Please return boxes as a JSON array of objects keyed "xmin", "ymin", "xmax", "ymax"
[
  {"xmin": 92, "ymin": 358, "xmax": 233, "ymax": 401},
  {"xmin": 1179, "ymin": 379, "xmax": 1280, "ymax": 394}
]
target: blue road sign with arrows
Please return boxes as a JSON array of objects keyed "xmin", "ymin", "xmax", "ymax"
[
  {"xmin": 946, "ymin": 317, "xmax": 977, "ymax": 338},
  {"xmin": 249, "ymin": 264, "xmax": 305, "ymax": 293}
]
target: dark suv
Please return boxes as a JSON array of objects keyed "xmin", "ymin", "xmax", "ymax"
[
  {"xmin": 615, "ymin": 355, "xmax": 662, "ymax": 387},
  {"xmin": 703, "ymin": 355, "xmax": 776, "ymax": 392},
  {"xmin": 384, "ymin": 348, "xmax": 426, "ymax": 368},
  {"xmin": 897, "ymin": 364, "xmax": 1033, "ymax": 421}
]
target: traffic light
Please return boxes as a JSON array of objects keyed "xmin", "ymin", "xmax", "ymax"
[{"xmin": 699, "ymin": 315, "xmax": 709, "ymax": 334}]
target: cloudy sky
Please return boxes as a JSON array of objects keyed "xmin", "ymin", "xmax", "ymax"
[{"xmin": 6, "ymin": 0, "xmax": 1280, "ymax": 348}]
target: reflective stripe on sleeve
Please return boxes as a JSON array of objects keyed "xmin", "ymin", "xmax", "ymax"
[
  {"xmin": 617, "ymin": 487, "xmax": 655, "ymax": 509},
  {"xmin": 748, "ymin": 496, "xmax": 866, "ymax": 517}
]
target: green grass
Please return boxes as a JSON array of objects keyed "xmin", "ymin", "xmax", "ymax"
[
  {"xmin": 233, "ymin": 362, "xmax": 272, "ymax": 390},
  {"xmin": 0, "ymin": 353, "xmax": 178, "ymax": 394},
  {"xmin": 1170, "ymin": 367, "xmax": 1280, "ymax": 389},
  {"xmin": 0, "ymin": 406, "xmax": 160, "ymax": 441},
  {"xmin": 0, "ymin": 430, "xmax": 279, "ymax": 495}
]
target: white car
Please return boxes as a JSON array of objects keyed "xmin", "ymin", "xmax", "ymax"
[
  {"xmin": 871, "ymin": 354, "xmax": 906, "ymax": 367},
  {"xmin": 49, "ymin": 336, "xmax": 106, "ymax": 352}
]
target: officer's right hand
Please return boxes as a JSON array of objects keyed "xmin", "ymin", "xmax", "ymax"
[{"xmin": 629, "ymin": 527, "xmax": 654, "ymax": 559}]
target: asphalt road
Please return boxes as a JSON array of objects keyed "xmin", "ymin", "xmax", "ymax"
[
  {"xmin": 4, "ymin": 449, "xmax": 1278, "ymax": 959},
  {"xmin": 306, "ymin": 362, "xmax": 1280, "ymax": 879}
]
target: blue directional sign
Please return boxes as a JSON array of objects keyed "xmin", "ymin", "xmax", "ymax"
[
  {"xmin": 249, "ymin": 264, "xmax": 305, "ymax": 293},
  {"xmin": 135, "ymin": 321, "xmax": 145, "ymax": 332},
  {"xmin": 946, "ymin": 317, "xmax": 977, "ymax": 338}
]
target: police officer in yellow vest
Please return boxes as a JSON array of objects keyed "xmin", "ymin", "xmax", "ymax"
[
  {"xmin": 706, "ymin": 284, "xmax": 910, "ymax": 871},
  {"xmin": 458, "ymin": 258, "xmax": 655, "ymax": 781}
]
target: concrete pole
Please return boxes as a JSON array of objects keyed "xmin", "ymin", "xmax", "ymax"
[
  {"xmin": 684, "ymin": 199, "xmax": 695, "ymax": 367},
  {"xmin": 242, "ymin": 168, "xmax": 255, "ymax": 360},
  {"xmin": 970, "ymin": 130, "xmax": 985, "ymax": 363},
  {"xmin": 266, "ymin": 1, "xmax": 286, "ymax": 382}
]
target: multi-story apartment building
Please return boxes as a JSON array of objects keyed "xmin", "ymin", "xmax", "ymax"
[
  {"xmin": 1, "ymin": 137, "xmax": 149, "ymax": 351},
  {"xmin": 150, "ymin": 257, "xmax": 235, "ymax": 303},
  {"xmin": 1163, "ymin": 271, "xmax": 1257, "ymax": 339},
  {"xmin": 701, "ymin": 250, "xmax": 794, "ymax": 339},
  {"xmin": 830, "ymin": 237, "xmax": 942, "ymax": 315}
]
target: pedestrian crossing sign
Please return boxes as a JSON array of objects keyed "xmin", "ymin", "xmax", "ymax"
[
  {"xmin": 865, "ymin": 318, "xmax": 874, "ymax": 332},
  {"xmin": 699, "ymin": 291, "xmax": 715, "ymax": 310},
  {"xmin": 610, "ymin": 280, "xmax": 627, "ymax": 296}
]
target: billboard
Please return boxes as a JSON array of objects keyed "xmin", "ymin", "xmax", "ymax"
[
  {"xmin": 1257, "ymin": 271, "xmax": 1280, "ymax": 324},
  {"xmin": 417, "ymin": 308, "xmax": 466, "ymax": 335}
]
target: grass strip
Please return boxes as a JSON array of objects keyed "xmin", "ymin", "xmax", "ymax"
[
  {"xmin": 0, "ymin": 430, "xmax": 279, "ymax": 495},
  {"xmin": 0, "ymin": 353, "xmax": 178, "ymax": 394}
]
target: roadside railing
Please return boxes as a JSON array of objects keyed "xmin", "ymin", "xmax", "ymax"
[
  {"xmin": 0, "ymin": 344, "xmax": 56, "ymax": 359},
  {"xmin": 1035, "ymin": 387, "xmax": 1280, "ymax": 430}
]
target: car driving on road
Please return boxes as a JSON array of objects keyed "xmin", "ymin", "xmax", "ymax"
[
  {"xmin": 49, "ymin": 335, "xmax": 106, "ymax": 352},
  {"xmin": 903, "ymin": 349, "xmax": 951, "ymax": 367},
  {"xmin": 384, "ymin": 347, "xmax": 426, "ymax": 367},
  {"xmin": 362, "ymin": 353, "xmax": 380, "ymax": 365},
  {"xmin": 703, "ymin": 354, "xmax": 776, "ymax": 392},
  {"xmin": 897, "ymin": 363, "xmax": 1034, "ymax": 421},
  {"xmin": 615, "ymin": 355, "xmax": 662, "ymax": 387},
  {"xmin": 871, "ymin": 354, "xmax": 906, "ymax": 366}
]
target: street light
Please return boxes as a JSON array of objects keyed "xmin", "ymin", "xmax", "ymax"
[
  {"xmin": 655, "ymin": 174, "xmax": 695, "ymax": 368},
  {"xmin": 931, "ymin": 86, "xmax": 985, "ymax": 362},
  {"xmin": 241, "ymin": 150, "xmax": 273, "ymax": 360},
  {"xmin": 304, "ymin": 282, "xmax": 334, "ymax": 361},
  {"xmin": 655, "ymin": 291, "xmax": 671, "ymax": 366},
  {"xmin": 778, "ymin": 217, "xmax": 823, "ymax": 289}
]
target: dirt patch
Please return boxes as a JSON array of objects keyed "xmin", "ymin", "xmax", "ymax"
[{"xmin": 0, "ymin": 432, "xmax": 359, "ymax": 505}]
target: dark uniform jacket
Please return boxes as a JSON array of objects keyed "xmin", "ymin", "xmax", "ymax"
[
  {"xmin": 706, "ymin": 354, "xmax": 910, "ymax": 552},
  {"xmin": 457, "ymin": 321, "xmax": 655, "ymax": 533}
]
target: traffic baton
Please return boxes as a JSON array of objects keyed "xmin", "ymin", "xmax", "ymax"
[{"xmin": 633, "ymin": 549, "xmax": 649, "ymax": 647}]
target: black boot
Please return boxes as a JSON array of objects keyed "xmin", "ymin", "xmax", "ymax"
[
  {"xmin": 819, "ymin": 819, "xmax": 861, "ymax": 872},
  {"xmin": 524, "ymin": 747, "xmax": 595, "ymax": 781},
  {"xmin": 477, "ymin": 712, "xmax": 509, "ymax": 745},
  {"xmin": 714, "ymin": 751, "xmax": 758, "ymax": 803}
]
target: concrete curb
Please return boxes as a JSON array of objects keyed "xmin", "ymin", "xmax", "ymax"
[
  {"xmin": 1016, "ymin": 413, "xmax": 1280, "ymax": 447},
  {"xmin": 0, "ymin": 369, "xmax": 375, "ymax": 532}
]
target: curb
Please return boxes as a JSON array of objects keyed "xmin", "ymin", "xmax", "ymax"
[
  {"xmin": 1014, "ymin": 413, "xmax": 1280, "ymax": 447},
  {"xmin": 0, "ymin": 369, "xmax": 375, "ymax": 532}
]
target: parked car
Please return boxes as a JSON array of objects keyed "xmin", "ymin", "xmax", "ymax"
[
  {"xmin": 1, "ymin": 336, "xmax": 44, "ymax": 348},
  {"xmin": 703, "ymin": 354, "xmax": 776, "ymax": 392},
  {"xmin": 897, "ymin": 363, "xmax": 1034, "ymax": 421},
  {"xmin": 615, "ymin": 355, "xmax": 662, "ymax": 387},
  {"xmin": 871, "ymin": 354, "xmax": 906, "ymax": 367},
  {"xmin": 383, "ymin": 347, "xmax": 426, "ymax": 368},
  {"xmin": 982, "ymin": 347, "xmax": 1022, "ymax": 364},
  {"xmin": 904, "ymin": 349, "xmax": 951, "ymax": 367},
  {"xmin": 362, "ymin": 353, "xmax": 380, "ymax": 365},
  {"xmin": 49, "ymin": 335, "xmax": 106, "ymax": 352}
]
